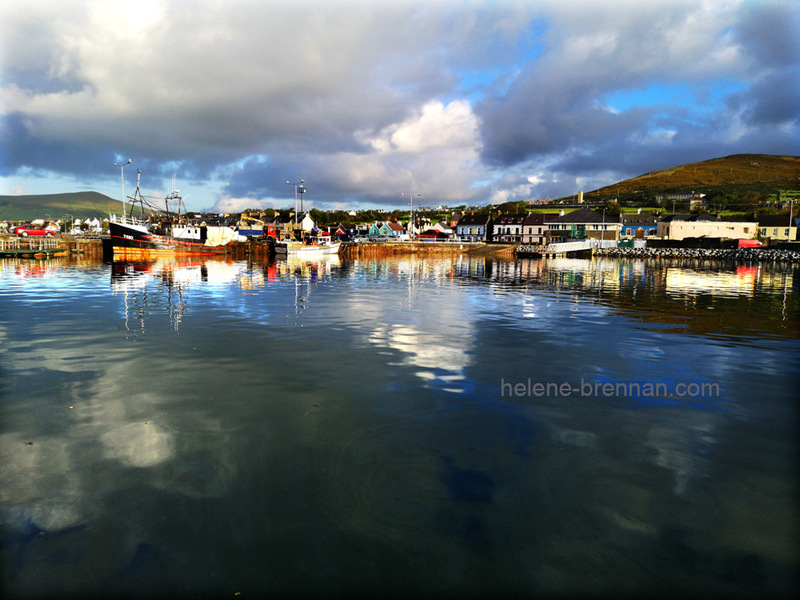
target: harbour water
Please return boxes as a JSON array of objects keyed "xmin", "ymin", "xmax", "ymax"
[{"xmin": 1, "ymin": 254, "xmax": 798, "ymax": 597}]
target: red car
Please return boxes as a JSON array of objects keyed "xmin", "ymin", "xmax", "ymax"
[{"xmin": 13, "ymin": 225, "xmax": 57, "ymax": 237}]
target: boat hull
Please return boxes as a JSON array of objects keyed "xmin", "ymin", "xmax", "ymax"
[
  {"xmin": 274, "ymin": 241, "xmax": 341, "ymax": 255},
  {"xmin": 109, "ymin": 221, "xmax": 227, "ymax": 258}
]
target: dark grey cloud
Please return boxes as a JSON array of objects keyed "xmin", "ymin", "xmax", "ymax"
[
  {"xmin": 1, "ymin": 0, "xmax": 797, "ymax": 210},
  {"xmin": 734, "ymin": 1, "xmax": 800, "ymax": 68},
  {"xmin": 734, "ymin": 69, "xmax": 800, "ymax": 128},
  {"xmin": 474, "ymin": 0, "xmax": 800, "ymax": 189}
]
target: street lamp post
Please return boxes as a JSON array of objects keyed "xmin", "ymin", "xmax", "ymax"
[
  {"xmin": 113, "ymin": 159, "xmax": 132, "ymax": 217},
  {"xmin": 298, "ymin": 183, "xmax": 306, "ymax": 215},
  {"xmin": 601, "ymin": 207, "xmax": 606, "ymax": 242},
  {"xmin": 287, "ymin": 179, "xmax": 304, "ymax": 226},
  {"xmin": 402, "ymin": 192, "xmax": 421, "ymax": 239}
]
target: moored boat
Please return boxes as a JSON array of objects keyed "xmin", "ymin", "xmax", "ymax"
[
  {"xmin": 274, "ymin": 236, "xmax": 341, "ymax": 255},
  {"xmin": 108, "ymin": 170, "xmax": 235, "ymax": 259}
]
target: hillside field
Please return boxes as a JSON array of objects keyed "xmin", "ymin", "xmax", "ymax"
[
  {"xmin": 589, "ymin": 154, "xmax": 800, "ymax": 198},
  {"xmin": 0, "ymin": 191, "xmax": 123, "ymax": 221}
]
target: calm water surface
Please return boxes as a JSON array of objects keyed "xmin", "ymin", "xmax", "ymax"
[{"xmin": 1, "ymin": 255, "xmax": 798, "ymax": 597}]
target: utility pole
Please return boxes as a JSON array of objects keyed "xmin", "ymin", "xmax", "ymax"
[{"xmin": 601, "ymin": 207, "xmax": 606, "ymax": 242}]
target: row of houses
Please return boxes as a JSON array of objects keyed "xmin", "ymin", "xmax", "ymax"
[
  {"xmin": 258, "ymin": 208, "xmax": 797, "ymax": 245},
  {"xmin": 238, "ymin": 212, "xmax": 457, "ymax": 241},
  {"xmin": 0, "ymin": 217, "xmax": 105, "ymax": 235},
  {"xmin": 454, "ymin": 208, "xmax": 798, "ymax": 245},
  {"xmin": 456, "ymin": 209, "xmax": 622, "ymax": 245}
]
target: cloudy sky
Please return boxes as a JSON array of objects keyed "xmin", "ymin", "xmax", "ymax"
[{"xmin": 1, "ymin": 0, "xmax": 798, "ymax": 213}]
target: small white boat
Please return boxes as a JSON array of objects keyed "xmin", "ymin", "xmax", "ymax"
[{"xmin": 274, "ymin": 236, "xmax": 341, "ymax": 255}]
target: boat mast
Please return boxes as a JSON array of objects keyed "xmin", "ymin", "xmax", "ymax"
[
  {"xmin": 113, "ymin": 158, "xmax": 131, "ymax": 217},
  {"xmin": 173, "ymin": 174, "xmax": 183, "ymax": 221},
  {"xmin": 130, "ymin": 169, "xmax": 143, "ymax": 219}
]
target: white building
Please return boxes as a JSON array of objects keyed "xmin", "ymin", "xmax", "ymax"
[{"xmin": 657, "ymin": 215, "xmax": 758, "ymax": 240}]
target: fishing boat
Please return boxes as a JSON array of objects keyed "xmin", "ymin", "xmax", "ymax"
[
  {"xmin": 108, "ymin": 170, "xmax": 236, "ymax": 258},
  {"xmin": 273, "ymin": 234, "xmax": 341, "ymax": 256}
]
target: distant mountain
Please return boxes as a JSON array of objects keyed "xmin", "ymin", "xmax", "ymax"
[
  {"xmin": 590, "ymin": 154, "xmax": 800, "ymax": 198},
  {"xmin": 0, "ymin": 191, "xmax": 124, "ymax": 221}
]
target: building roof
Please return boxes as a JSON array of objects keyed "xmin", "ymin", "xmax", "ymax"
[
  {"xmin": 495, "ymin": 214, "xmax": 526, "ymax": 225},
  {"xmin": 386, "ymin": 221, "xmax": 405, "ymax": 231},
  {"xmin": 758, "ymin": 215, "xmax": 795, "ymax": 227},
  {"xmin": 419, "ymin": 229, "xmax": 448, "ymax": 238},
  {"xmin": 622, "ymin": 213, "xmax": 659, "ymax": 226},
  {"xmin": 523, "ymin": 213, "xmax": 557, "ymax": 225},
  {"xmin": 456, "ymin": 213, "xmax": 492, "ymax": 226},
  {"xmin": 548, "ymin": 207, "xmax": 607, "ymax": 224},
  {"xmin": 659, "ymin": 214, "xmax": 719, "ymax": 222}
]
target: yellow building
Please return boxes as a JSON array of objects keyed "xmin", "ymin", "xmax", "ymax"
[{"xmin": 758, "ymin": 215, "xmax": 797, "ymax": 242}]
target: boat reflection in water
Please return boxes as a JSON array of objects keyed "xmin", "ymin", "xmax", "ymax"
[
  {"xmin": 110, "ymin": 255, "xmax": 344, "ymax": 332},
  {"xmin": 111, "ymin": 258, "xmax": 247, "ymax": 333}
]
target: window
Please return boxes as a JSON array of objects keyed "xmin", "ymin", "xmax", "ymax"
[{"xmin": 772, "ymin": 229, "xmax": 778, "ymax": 236}]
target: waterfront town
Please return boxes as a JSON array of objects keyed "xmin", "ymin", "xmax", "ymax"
[{"xmin": 2, "ymin": 192, "xmax": 798, "ymax": 254}]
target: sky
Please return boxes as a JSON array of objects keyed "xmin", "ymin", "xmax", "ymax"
[{"xmin": 1, "ymin": 0, "xmax": 798, "ymax": 214}]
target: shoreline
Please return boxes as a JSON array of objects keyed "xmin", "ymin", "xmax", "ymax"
[
  {"xmin": 4, "ymin": 235, "xmax": 800, "ymax": 264},
  {"xmin": 594, "ymin": 247, "xmax": 800, "ymax": 263}
]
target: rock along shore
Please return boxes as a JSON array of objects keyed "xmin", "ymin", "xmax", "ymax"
[{"xmin": 595, "ymin": 246, "xmax": 800, "ymax": 263}]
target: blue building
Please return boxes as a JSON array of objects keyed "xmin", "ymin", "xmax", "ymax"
[{"xmin": 621, "ymin": 213, "xmax": 659, "ymax": 238}]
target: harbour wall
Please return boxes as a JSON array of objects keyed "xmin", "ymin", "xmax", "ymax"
[
  {"xmin": 340, "ymin": 242, "xmax": 512, "ymax": 259},
  {"xmin": 595, "ymin": 246, "xmax": 800, "ymax": 263},
  {"xmin": 64, "ymin": 239, "xmax": 104, "ymax": 259},
  {"xmin": 227, "ymin": 241, "xmax": 273, "ymax": 260},
  {"xmin": 0, "ymin": 238, "xmax": 535, "ymax": 262},
  {"xmin": 0, "ymin": 237, "xmax": 105, "ymax": 259}
]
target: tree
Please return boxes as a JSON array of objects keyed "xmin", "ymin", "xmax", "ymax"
[
  {"xmin": 601, "ymin": 200, "xmax": 623, "ymax": 216},
  {"xmin": 497, "ymin": 200, "xmax": 527, "ymax": 214},
  {"xmin": 741, "ymin": 191, "xmax": 767, "ymax": 205},
  {"xmin": 309, "ymin": 208, "xmax": 328, "ymax": 226}
]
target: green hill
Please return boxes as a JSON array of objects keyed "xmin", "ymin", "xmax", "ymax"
[
  {"xmin": 589, "ymin": 154, "xmax": 800, "ymax": 198},
  {"xmin": 0, "ymin": 191, "xmax": 124, "ymax": 222}
]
